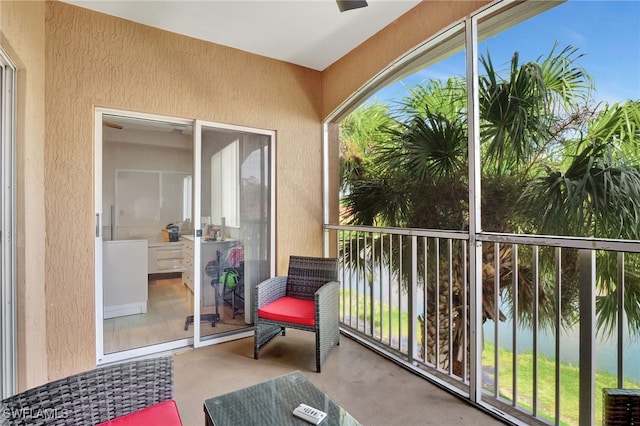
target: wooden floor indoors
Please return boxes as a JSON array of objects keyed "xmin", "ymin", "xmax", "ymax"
[
  {"xmin": 103, "ymin": 275, "xmax": 247, "ymax": 353},
  {"xmin": 173, "ymin": 329, "xmax": 505, "ymax": 426}
]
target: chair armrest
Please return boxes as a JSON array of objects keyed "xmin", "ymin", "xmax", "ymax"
[
  {"xmin": 315, "ymin": 280, "xmax": 341, "ymax": 365},
  {"xmin": 314, "ymin": 281, "xmax": 340, "ymax": 315},
  {"xmin": 315, "ymin": 280, "xmax": 339, "ymax": 304},
  {"xmin": 255, "ymin": 276, "xmax": 288, "ymax": 308},
  {"xmin": 315, "ymin": 281, "xmax": 340, "ymax": 327}
]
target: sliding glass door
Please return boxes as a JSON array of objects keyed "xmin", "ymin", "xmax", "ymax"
[
  {"xmin": 95, "ymin": 110, "xmax": 275, "ymax": 362},
  {"xmin": 96, "ymin": 110, "xmax": 195, "ymax": 363},
  {"xmin": 192, "ymin": 120, "xmax": 274, "ymax": 346}
]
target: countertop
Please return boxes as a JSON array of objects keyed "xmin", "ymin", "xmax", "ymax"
[
  {"xmin": 181, "ymin": 234, "xmax": 236, "ymax": 243},
  {"xmin": 103, "ymin": 239, "xmax": 148, "ymax": 245},
  {"xmin": 105, "ymin": 238, "xmax": 194, "ymax": 247},
  {"xmin": 147, "ymin": 240, "xmax": 183, "ymax": 248}
]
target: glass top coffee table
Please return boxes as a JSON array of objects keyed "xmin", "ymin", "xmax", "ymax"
[{"xmin": 203, "ymin": 371, "xmax": 361, "ymax": 426}]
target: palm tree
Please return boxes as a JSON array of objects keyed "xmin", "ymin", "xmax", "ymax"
[{"xmin": 339, "ymin": 44, "xmax": 640, "ymax": 374}]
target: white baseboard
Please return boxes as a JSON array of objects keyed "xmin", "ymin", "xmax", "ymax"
[{"xmin": 104, "ymin": 301, "xmax": 148, "ymax": 319}]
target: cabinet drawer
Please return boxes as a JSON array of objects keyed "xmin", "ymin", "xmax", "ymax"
[
  {"xmin": 157, "ymin": 258, "xmax": 183, "ymax": 271},
  {"xmin": 156, "ymin": 248, "xmax": 182, "ymax": 260}
]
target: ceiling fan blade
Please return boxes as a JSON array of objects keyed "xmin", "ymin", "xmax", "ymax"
[
  {"xmin": 336, "ymin": 0, "xmax": 368, "ymax": 13},
  {"xmin": 103, "ymin": 121, "xmax": 123, "ymax": 130}
]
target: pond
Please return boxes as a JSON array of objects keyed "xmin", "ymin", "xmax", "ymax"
[{"xmin": 483, "ymin": 318, "xmax": 640, "ymax": 384}]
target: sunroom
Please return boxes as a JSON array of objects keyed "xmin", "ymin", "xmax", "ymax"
[{"xmin": 1, "ymin": 1, "xmax": 639, "ymax": 425}]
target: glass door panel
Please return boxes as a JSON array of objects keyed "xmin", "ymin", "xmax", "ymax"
[
  {"xmin": 99, "ymin": 112, "xmax": 194, "ymax": 357},
  {"xmin": 193, "ymin": 121, "xmax": 273, "ymax": 345}
]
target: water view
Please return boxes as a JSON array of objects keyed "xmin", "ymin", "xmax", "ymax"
[{"xmin": 484, "ymin": 319, "xmax": 640, "ymax": 385}]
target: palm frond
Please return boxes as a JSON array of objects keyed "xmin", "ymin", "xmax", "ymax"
[
  {"xmin": 537, "ymin": 43, "xmax": 593, "ymax": 109},
  {"xmin": 379, "ymin": 107, "xmax": 467, "ymax": 182},
  {"xmin": 596, "ymin": 265, "xmax": 640, "ymax": 341},
  {"xmin": 341, "ymin": 178, "xmax": 413, "ymax": 227},
  {"xmin": 339, "ymin": 102, "xmax": 396, "ymax": 192},
  {"xmin": 479, "ymin": 51, "xmax": 550, "ymax": 172},
  {"xmin": 586, "ymin": 100, "xmax": 640, "ymax": 160},
  {"xmin": 517, "ymin": 143, "xmax": 640, "ymax": 239}
]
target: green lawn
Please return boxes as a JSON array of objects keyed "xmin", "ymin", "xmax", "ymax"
[
  {"xmin": 341, "ymin": 288, "xmax": 409, "ymax": 343},
  {"xmin": 341, "ymin": 288, "xmax": 640, "ymax": 425},
  {"xmin": 482, "ymin": 341, "xmax": 640, "ymax": 425}
]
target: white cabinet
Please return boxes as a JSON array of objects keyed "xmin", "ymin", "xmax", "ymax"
[
  {"xmin": 148, "ymin": 242, "xmax": 184, "ymax": 274},
  {"xmin": 103, "ymin": 240, "xmax": 148, "ymax": 319},
  {"xmin": 182, "ymin": 237, "xmax": 194, "ymax": 292}
]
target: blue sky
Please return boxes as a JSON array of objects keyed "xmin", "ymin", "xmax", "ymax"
[{"xmin": 370, "ymin": 0, "xmax": 640, "ymax": 106}]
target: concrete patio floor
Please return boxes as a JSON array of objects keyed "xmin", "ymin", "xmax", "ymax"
[{"xmin": 173, "ymin": 329, "xmax": 506, "ymax": 425}]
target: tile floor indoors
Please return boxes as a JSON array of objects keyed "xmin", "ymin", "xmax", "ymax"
[{"xmin": 173, "ymin": 329, "xmax": 506, "ymax": 425}]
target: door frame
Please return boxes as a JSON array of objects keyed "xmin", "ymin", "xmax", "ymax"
[
  {"xmin": 94, "ymin": 109, "xmax": 276, "ymax": 362},
  {"xmin": 94, "ymin": 108, "xmax": 195, "ymax": 365},
  {"xmin": 192, "ymin": 119, "xmax": 276, "ymax": 348},
  {"xmin": 0, "ymin": 46, "xmax": 17, "ymax": 399}
]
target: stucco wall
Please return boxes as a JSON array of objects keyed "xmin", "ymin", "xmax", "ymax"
[
  {"xmin": 1, "ymin": 1, "xmax": 49, "ymax": 390},
  {"xmin": 6, "ymin": 0, "xmax": 493, "ymax": 383},
  {"xmin": 321, "ymin": 0, "xmax": 490, "ymax": 120},
  {"xmin": 44, "ymin": 0, "xmax": 323, "ymax": 379}
]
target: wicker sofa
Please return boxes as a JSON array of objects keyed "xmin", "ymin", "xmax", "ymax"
[{"xmin": 0, "ymin": 356, "xmax": 181, "ymax": 426}]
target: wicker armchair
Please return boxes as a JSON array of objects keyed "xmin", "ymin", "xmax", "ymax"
[
  {"xmin": 0, "ymin": 356, "xmax": 174, "ymax": 426},
  {"xmin": 254, "ymin": 256, "xmax": 340, "ymax": 373}
]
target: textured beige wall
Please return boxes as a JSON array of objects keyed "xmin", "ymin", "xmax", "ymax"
[
  {"xmin": 1, "ymin": 1, "xmax": 49, "ymax": 390},
  {"xmin": 45, "ymin": 1, "xmax": 322, "ymax": 379},
  {"xmin": 321, "ymin": 0, "xmax": 490, "ymax": 120},
  {"xmin": 10, "ymin": 0, "xmax": 492, "ymax": 382}
]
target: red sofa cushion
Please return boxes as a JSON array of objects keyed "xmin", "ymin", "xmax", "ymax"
[
  {"xmin": 97, "ymin": 400, "xmax": 182, "ymax": 426},
  {"xmin": 258, "ymin": 296, "xmax": 315, "ymax": 326}
]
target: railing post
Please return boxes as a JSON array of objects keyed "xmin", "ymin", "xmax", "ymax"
[
  {"xmin": 617, "ymin": 252, "xmax": 625, "ymax": 388},
  {"xmin": 532, "ymin": 245, "xmax": 540, "ymax": 416},
  {"xmin": 579, "ymin": 249, "xmax": 595, "ymax": 426},
  {"xmin": 409, "ymin": 235, "xmax": 417, "ymax": 363},
  {"xmin": 448, "ymin": 239, "xmax": 454, "ymax": 376},
  {"xmin": 469, "ymin": 239, "xmax": 483, "ymax": 402},
  {"xmin": 512, "ymin": 244, "xmax": 519, "ymax": 406},
  {"xmin": 555, "ymin": 247, "xmax": 562, "ymax": 425},
  {"xmin": 370, "ymin": 233, "xmax": 376, "ymax": 337},
  {"xmin": 466, "ymin": 14, "xmax": 483, "ymax": 403}
]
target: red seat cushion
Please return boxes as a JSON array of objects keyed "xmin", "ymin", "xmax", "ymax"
[
  {"xmin": 258, "ymin": 296, "xmax": 315, "ymax": 326},
  {"xmin": 97, "ymin": 400, "xmax": 183, "ymax": 426}
]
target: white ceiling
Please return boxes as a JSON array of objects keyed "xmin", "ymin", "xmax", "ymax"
[{"xmin": 61, "ymin": 0, "xmax": 421, "ymax": 71}]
